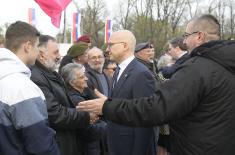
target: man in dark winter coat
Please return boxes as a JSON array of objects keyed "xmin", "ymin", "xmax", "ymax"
[
  {"xmin": 31, "ymin": 35, "xmax": 97, "ymax": 155},
  {"xmin": 78, "ymin": 14, "xmax": 235, "ymax": 155},
  {"xmin": 135, "ymin": 42, "xmax": 159, "ymax": 79}
]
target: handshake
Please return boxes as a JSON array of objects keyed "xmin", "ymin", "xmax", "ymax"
[{"xmin": 76, "ymin": 89, "xmax": 107, "ymax": 124}]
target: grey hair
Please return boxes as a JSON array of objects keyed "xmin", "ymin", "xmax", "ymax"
[
  {"xmin": 38, "ymin": 35, "xmax": 56, "ymax": 48},
  {"xmin": 87, "ymin": 46, "xmax": 104, "ymax": 57},
  {"xmin": 190, "ymin": 14, "xmax": 221, "ymax": 40},
  {"xmin": 157, "ymin": 54, "xmax": 173, "ymax": 70},
  {"xmin": 60, "ymin": 63, "xmax": 84, "ymax": 85}
]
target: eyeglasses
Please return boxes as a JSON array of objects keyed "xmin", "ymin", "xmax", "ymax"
[
  {"xmin": 90, "ymin": 56, "xmax": 104, "ymax": 61},
  {"xmin": 105, "ymin": 67, "xmax": 116, "ymax": 71},
  {"xmin": 107, "ymin": 42, "xmax": 125, "ymax": 49},
  {"xmin": 182, "ymin": 31, "xmax": 199, "ymax": 38}
]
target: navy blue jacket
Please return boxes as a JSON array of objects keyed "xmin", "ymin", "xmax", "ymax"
[{"xmin": 108, "ymin": 58, "xmax": 156, "ymax": 155}]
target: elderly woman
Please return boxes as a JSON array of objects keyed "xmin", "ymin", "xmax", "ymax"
[
  {"xmin": 61, "ymin": 63, "xmax": 90, "ymax": 104},
  {"xmin": 61, "ymin": 63, "xmax": 106, "ymax": 155}
]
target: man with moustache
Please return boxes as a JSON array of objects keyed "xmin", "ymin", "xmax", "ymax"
[{"xmin": 31, "ymin": 35, "xmax": 96, "ymax": 155}]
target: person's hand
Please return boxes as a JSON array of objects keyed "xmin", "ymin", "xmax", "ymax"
[
  {"xmin": 76, "ymin": 89, "xmax": 107, "ymax": 115},
  {"xmin": 89, "ymin": 113, "xmax": 99, "ymax": 124}
]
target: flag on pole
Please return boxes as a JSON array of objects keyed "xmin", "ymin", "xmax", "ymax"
[
  {"xmin": 35, "ymin": 0, "xmax": 72, "ymax": 28},
  {"xmin": 72, "ymin": 12, "xmax": 81, "ymax": 43},
  {"xmin": 105, "ymin": 19, "xmax": 112, "ymax": 43},
  {"xmin": 28, "ymin": 8, "xmax": 36, "ymax": 27}
]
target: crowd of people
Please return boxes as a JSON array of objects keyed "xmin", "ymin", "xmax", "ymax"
[{"xmin": 0, "ymin": 14, "xmax": 235, "ymax": 155}]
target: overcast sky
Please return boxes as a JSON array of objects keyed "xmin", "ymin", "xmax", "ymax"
[{"xmin": 0, "ymin": 0, "xmax": 116, "ymax": 36}]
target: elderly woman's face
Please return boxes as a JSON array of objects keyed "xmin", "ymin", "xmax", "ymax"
[{"xmin": 71, "ymin": 68, "xmax": 88, "ymax": 91}]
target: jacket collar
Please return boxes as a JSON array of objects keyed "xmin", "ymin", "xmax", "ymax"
[
  {"xmin": 190, "ymin": 40, "xmax": 235, "ymax": 75},
  {"xmin": 35, "ymin": 60, "xmax": 64, "ymax": 82}
]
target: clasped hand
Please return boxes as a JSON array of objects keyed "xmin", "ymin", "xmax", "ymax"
[{"xmin": 76, "ymin": 89, "xmax": 107, "ymax": 123}]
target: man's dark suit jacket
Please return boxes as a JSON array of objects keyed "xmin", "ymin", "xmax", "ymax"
[{"xmin": 108, "ymin": 58, "xmax": 156, "ymax": 155}]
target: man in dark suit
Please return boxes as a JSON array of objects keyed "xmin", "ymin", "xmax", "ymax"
[
  {"xmin": 161, "ymin": 37, "xmax": 190, "ymax": 79},
  {"xmin": 103, "ymin": 30, "xmax": 156, "ymax": 155}
]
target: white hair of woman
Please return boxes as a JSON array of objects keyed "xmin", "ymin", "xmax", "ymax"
[{"xmin": 60, "ymin": 63, "xmax": 85, "ymax": 86}]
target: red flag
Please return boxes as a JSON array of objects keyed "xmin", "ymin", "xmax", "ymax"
[{"xmin": 35, "ymin": 0, "xmax": 72, "ymax": 28}]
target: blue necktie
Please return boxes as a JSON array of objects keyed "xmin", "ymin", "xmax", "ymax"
[{"xmin": 112, "ymin": 66, "xmax": 120, "ymax": 89}]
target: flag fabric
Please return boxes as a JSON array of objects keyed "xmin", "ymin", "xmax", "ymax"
[
  {"xmin": 28, "ymin": 8, "xmax": 36, "ymax": 27},
  {"xmin": 105, "ymin": 19, "xmax": 112, "ymax": 43},
  {"xmin": 72, "ymin": 12, "xmax": 81, "ymax": 43},
  {"xmin": 35, "ymin": 0, "xmax": 72, "ymax": 28}
]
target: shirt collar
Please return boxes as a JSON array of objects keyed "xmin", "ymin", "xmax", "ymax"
[
  {"xmin": 116, "ymin": 55, "xmax": 135, "ymax": 80},
  {"xmin": 118, "ymin": 55, "xmax": 135, "ymax": 70},
  {"xmin": 178, "ymin": 51, "xmax": 188, "ymax": 59}
]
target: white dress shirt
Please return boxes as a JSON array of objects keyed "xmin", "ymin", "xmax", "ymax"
[{"xmin": 116, "ymin": 55, "xmax": 135, "ymax": 81}]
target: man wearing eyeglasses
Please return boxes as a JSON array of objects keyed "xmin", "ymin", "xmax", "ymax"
[
  {"xmin": 78, "ymin": 14, "xmax": 235, "ymax": 155},
  {"xmin": 86, "ymin": 47, "xmax": 111, "ymax": 97},
  {"xmin": 93, "ymin": 30, "xmax": 156, "ymax": 155}
]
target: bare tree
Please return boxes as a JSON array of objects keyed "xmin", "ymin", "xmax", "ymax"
[
  {"xmin": 208, "ymin": 0, "xmax": 218, "ymax": 14},
  {"xmin": 169, "ymin": 0, "xmax": 187, "ymax": 34},
  {"xmin": 73, "ymin": 0, "xmax": 107, "ymax": 47},
  {"xmin": 117, "ymin": 0, "xmax": 136, "ymax": 29},
  {"xmin": 227, "ymin": 0, "xmax": 235, "ymax": 38},
  {"xmin": 67, "ymin": 0, "xmax": 235, "ymax": 55},
  {"xmin": 186, "ymin": 0, "xmax": 200, "ymax": 18},
  {"xmin": 132, "ymin": 0, "xmax": 156, "ymax": 41}
]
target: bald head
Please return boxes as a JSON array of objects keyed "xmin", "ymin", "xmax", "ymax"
[
  {"xmin": 111, "ymin": 30, "xmax": 136, "ymax": 53},
  {"xmin": 184, "ymin": 14, "xmax": 221, "ymax": 53},
  {"xmin": 189, "ymin": 14, "xmax": 220, "ymax": 41}
]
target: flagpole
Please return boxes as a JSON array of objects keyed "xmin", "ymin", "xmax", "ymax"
[
  {"xmin": 71, "ymin": 22, "xmax": 73, "ymax": 44},
  {"xmin": 80, "ymin": 10, "xmax": 83, "ymax": 36},
  {"xmin": 63, "ymin": 9, "xmax": 67, "ymax": 43}
]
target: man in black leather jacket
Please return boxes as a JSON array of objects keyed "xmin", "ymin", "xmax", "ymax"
[{"xmin": 31, "ymin": 35, "xmax": 96, "ymax": 155}]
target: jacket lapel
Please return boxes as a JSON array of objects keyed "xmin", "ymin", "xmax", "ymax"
[{"xmin": 111, "ymin": 59, "xmax": 137, "ymax": 96}]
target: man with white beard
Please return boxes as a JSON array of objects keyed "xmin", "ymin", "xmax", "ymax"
[{"xmin": 30, "ymin": 35, "xmax": 97, "ymax": 155}]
